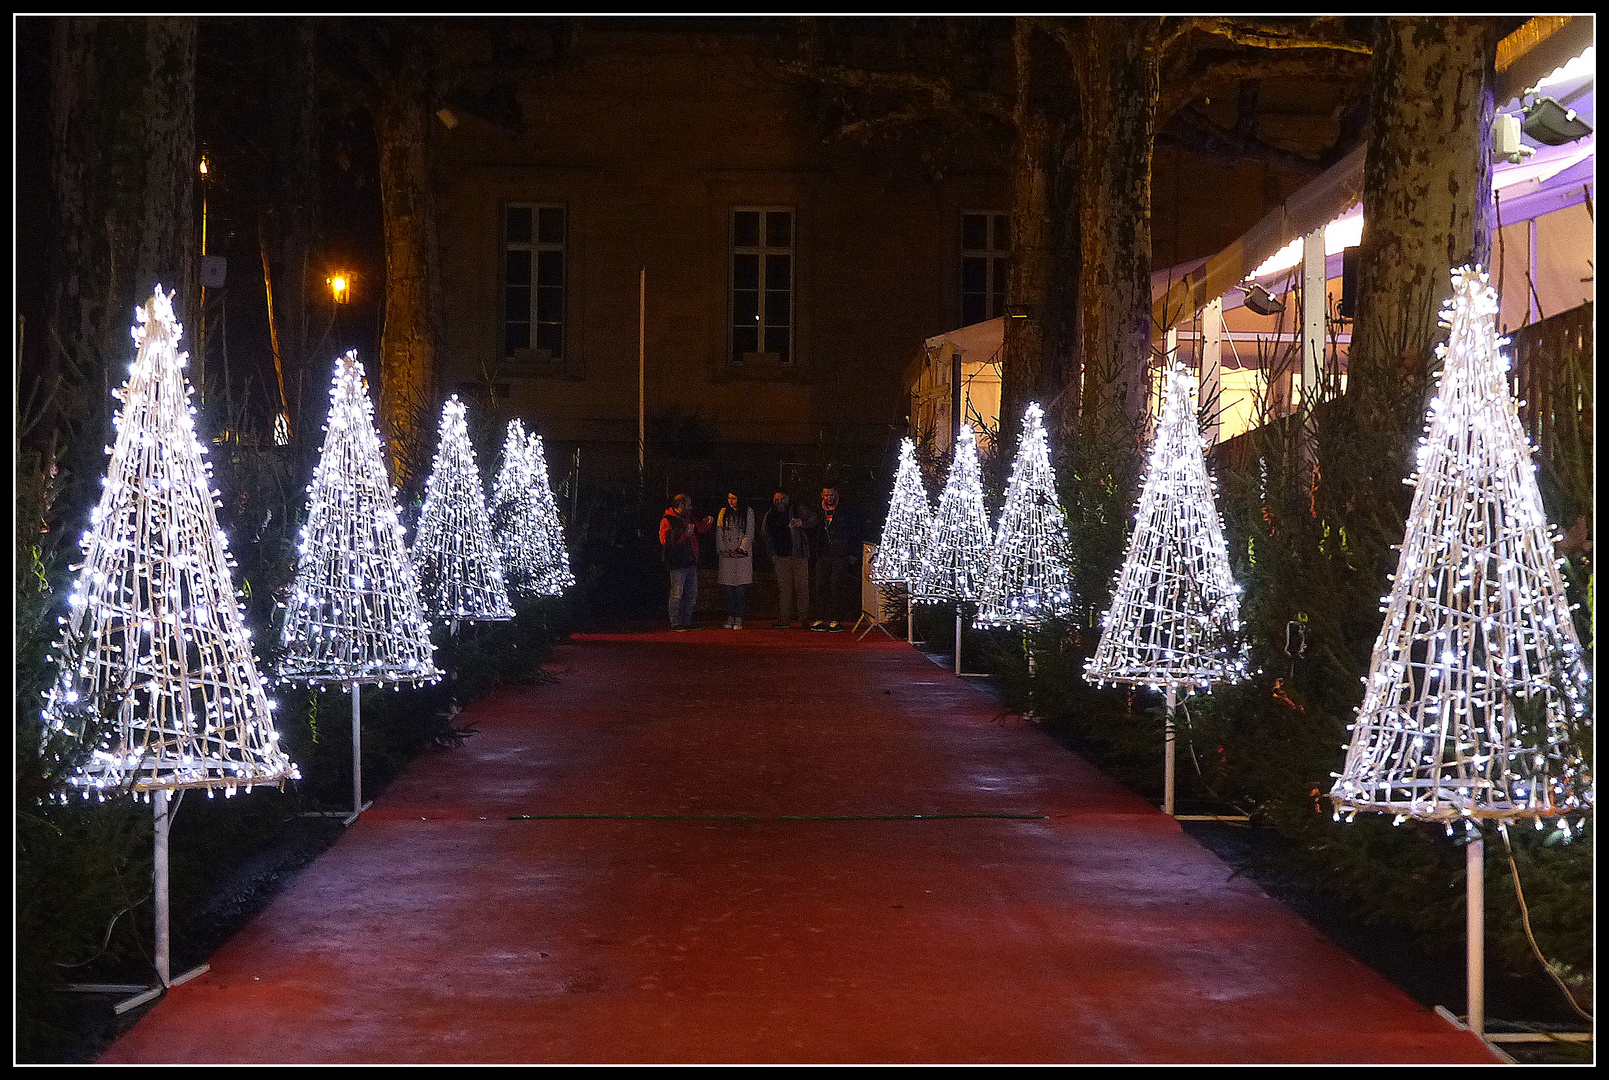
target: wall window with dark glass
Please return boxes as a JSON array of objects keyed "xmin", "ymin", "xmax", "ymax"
[
  {"xmin": 731, "ymin": 207, "xmax": 794, "ymax": 364},
  {"xmin": 960, "ymin": 211, "xmax": 1010, "ymax": 327},
  {"xmin": 504, "ymin": 204, "xmax": 566, "ymax": 366}
]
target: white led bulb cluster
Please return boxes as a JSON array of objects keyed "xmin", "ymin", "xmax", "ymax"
[
  {"xmin": 411, "ymin": 397, "xmax": 514, "ymax": 622},
  {"xmin": 278, "ymin": 352, "xmax": 441, "ymax": 686},
  {"xmin": 1331, "ymin": 267, "xmax": 1592, "ymax": 829},
  {"xmin": 910, "ymin": 427, "xmax": 992, "ymax": 603},
  {"xmin": 493, "ymin": 420, "xmax": 574, "ymax": 599},
  {"xmin": 39, "ymin": 288, "xmax": 300, "ymax": 797},
  {"xmin": 1085, "ymin": 361, "xmax": 1248, "ymax": 690},
  {"xmin": 978, "ymin": 402, "xmax": 1077, "ymax": 627},
  {"xmin": 870, "ymin": 437, "xmax": 933, "ymax": 585}
]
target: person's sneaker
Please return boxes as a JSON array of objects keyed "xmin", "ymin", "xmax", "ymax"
[
  {"xmin": 810, "ymin": 620, "xmax": 828, "ymax": 631},
  {"xmin": 722, "ymin": 617, "xmax": 733, "ymax": 629},
  {"xmin": 828, "ymin": 621, "xmax": 844, "ymax": 632},
  {"xmin": 733, "ymin": 619, "xmax": 743, "ymax": 630}
]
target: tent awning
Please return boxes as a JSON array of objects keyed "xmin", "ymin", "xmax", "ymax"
[{"xmin": 1151, "ymin": 15, "xmax": 1594, "ymax": 332}]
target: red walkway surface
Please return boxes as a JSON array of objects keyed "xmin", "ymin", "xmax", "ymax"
[{"xmin": 101, "ymin": 628, "xmax": 1499, "ymax": 1064}]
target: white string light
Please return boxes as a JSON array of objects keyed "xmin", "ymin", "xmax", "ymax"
[
  {"xmin": 978, "ymin": 402, "xmax": 1077, "ymax": 627},
  {"xmin": 1330, "ymin": 266, "xmax": 1592, "ymax": 829},
  {"xmin": 39, "ymin": 287, "xmax": 300, "ymax": 798},
  {"xmin": 870, "ymin": 437, "xmax": 933, "ymax": 585},
  {"xmin": 525, "ymin": 429, "xmax": 575, "ymax": 596},
  {"xmin": 411, "ymin": 397, "xmax": 514, "ymax": 623},
  {"xmin": 910, "ymin": 426, "xmax": 991, "ymax": 604},
  {"xmin": 278, "ymin": 352, "xmax": 441, "ymax": 686},
  {"xmin": 1085, "ymin": 362, "xmax": 1249, "ymax": 690}
]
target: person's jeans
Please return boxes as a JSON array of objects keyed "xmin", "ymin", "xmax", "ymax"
[
  {"xmin": 723, "ymin": 584, "xmax": 747, "ymax": 620},
  {"xmin": 773, "ymin": 555, "xmax": 809, "ymax": 624},
  {"xmin": 668, "ymin": 566, "xmax": 697, "ymax": 627}
]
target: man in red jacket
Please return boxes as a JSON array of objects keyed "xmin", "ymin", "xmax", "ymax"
[{"xmin": 659, "ymin": 494, "xmax": 712, "ymax": 630}]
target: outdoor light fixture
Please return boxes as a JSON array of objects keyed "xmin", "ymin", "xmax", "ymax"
[
  {"xmin": 1243, "ymin": 283, "xmax": 1284, "ymax": 316},
  {"xmin": 1520, "ymin": 96, "xmax": 1593, "ymax": 145},
  {"xmin": 328, "ymin": 273, "xmax": 352, "ymax": 304}
]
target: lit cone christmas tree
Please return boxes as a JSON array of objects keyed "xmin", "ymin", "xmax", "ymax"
[
  {"xmin": 525, "ymin": 429, "xmax": 575, "ymax": 596},
  {"xmin": 911, "ymin": 425, "xmax": 992, "ymax": 674},
  {"xmin": 491, "ymin": 419, "xmax": 545, "ymax": 599},
  {"xmin": 870, "ymin": 437, "xmax": 932, "ymax": 642},
  {"xmin": 492, "ymin": 421, "xmax": 574, "ymax": 600},
  {"xmin": 1085, "ymin": 361, "xmax": 1247, "ymax": 814},
  {"xmin": 870, "ymin": 438, "xmax": 933, "ymax": 585},
  {"xmin": 978, "ymin": 402, "xmax": 1077, "ymax": 627},
  {"xmin": 39, "ymin": 287, "xmax": 298, "ymax": 796},
  {"xmin": 281, "ymin": 353, "xmax": 440, "ymax": 685},
  {"xmin": 279, "ymin": 352, "xmax": 441, "ymax": 819},
  {"xmin": 411, "ymin": 396, "xmax": 514, "ymax": 626},
  {"xmin": 911, "ymin": 426, "xmax": 991, "ymax": 604},
  {"xmin": 37, "ymin": 286, "xmax": 297, "ymax": 989},
  {"xmin": 1328, "ymin": 266, "xmax": 1592, "ymax": 1040},
  {"xmin": 1331, "ymin": 267, "xmax": 1591, "ymax": 826}
]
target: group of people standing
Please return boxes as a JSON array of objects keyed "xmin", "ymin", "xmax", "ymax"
[{"xmin": 658, "ymin": 487, "xmax": 864, "ymax": 632}]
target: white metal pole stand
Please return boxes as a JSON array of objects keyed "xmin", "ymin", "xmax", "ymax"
[
  {"xmin": 954, "ymin": 605, "xmax": 986, "ymax": 678},
  {"xmin": 344, "ymin": 681, "xmax": 374, "ymax": 825},
  {"xmin": 1163, "ymin": 683, "xmax": 1178, "ymax": 817},
  {"xmin": 92, "ymin": 791, "xmax": 210, "ymax": 1016},
  {"xmin": 1467, "ymin": 831, "xmax": 1485, "ymax": 1041}
]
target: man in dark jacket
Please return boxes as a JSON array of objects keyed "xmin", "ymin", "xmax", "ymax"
[
  {"xmin": 760, "ymin": 491, "xmax": 816, "ymax": 628},
  {"xmin": 810, "ymin": 486, "xmax": 863, "ymax": 631},
  {"xmin": 659, "ymin": 494, "xmax": 712, "ymax": 630}
]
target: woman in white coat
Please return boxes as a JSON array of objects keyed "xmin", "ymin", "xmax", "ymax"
[{"xmin": 715, "ymin": 491, "xmax": 755, "ymax": 629}]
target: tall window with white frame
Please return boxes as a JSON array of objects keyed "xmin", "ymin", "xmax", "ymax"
[
  {"xmin": 504, "ymin": 204, "xmax": 566, "ymax": 368},
  {"xmin": 731, "ymin": 207, "xmax": 794, "ymax": 365},
  {"xmin": 960, "ymin": 211, "xmax": 1010, "ymax": 327}
]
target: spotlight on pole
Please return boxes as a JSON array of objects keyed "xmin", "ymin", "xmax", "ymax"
[{"xmin": 1243, "ymin": 283, "xmax": 1285, "ymax": 316}]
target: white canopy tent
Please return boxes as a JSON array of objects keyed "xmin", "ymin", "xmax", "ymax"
[
  {"xmin": 908, "ymin": 316, "xmax": 1004, "ymax": 456},
  {"xmin": 1151, "ymin": 16, "xmax": 1594, "ymax": 446}
]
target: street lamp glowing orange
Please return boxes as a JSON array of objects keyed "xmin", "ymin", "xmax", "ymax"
[{"xmin": 328, "ymin": 272, "xmax": 351, "ymax": 304}]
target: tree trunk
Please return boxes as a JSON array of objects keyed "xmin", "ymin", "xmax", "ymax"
[
  {"xmin": 1345, "ymin": 17, "xmax": 1499, "ymax": 508},
  {"xmin": 47, "ymin": 16, "xmax": 197, "ymax": 515},
  {"xmin": 267, "ymin": 18, "xmax": 322, "ymax": 444},
  {"xmin": 1350, "ymin": 18, "xmax": 1498, "ymax": 413},
  {"xmin": 1072, "ymin": 17, "xmax": 1161, "ymax": 455},
  {"xmin": 375, "ymin": 82, "xmax": 442, "ymax": 489},
  {"xmin": 1000, "ymin": 19, "xmax": 1079, "ymax": 462}
]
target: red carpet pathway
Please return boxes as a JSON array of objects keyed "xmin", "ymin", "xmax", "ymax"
[{"xmin": 102, "ymin": 628, "xmax": 1498, "ymax": 1064}]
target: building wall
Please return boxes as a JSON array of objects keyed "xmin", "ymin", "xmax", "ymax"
[{"xmin": 434, "ymin": 28, "xmax": 1011, "ymax": 497}]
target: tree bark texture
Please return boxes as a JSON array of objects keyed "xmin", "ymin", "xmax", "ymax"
[
  {"xmin": 1349, "ymin": 17, "xmax": 1498, "ymax": 416},
  {"xmin": 263, "ymin": 18, "xmax": 323, "ymax": 442},
  {"xmin": 375, "ymin": 83, "xmax": 443, "ymax": 489},
  {"xmin": 47, "ymin": 16, "xmax": 197, "ymax": 513},
  {"xmin": 1000, "ymin": 19, "xmax": 1080, "ymax": 461},
  {"xmin": 1071, "ymin": 18, "xmax": 1161, "ymax": 454}
]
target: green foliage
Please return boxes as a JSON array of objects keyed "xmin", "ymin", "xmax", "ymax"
[
  {"xmin": 14, "ymin": 429, "xmax": 566, "ymax": 1062},
  {"xmin": 991, "ymin": 359, "xmax": 1595, "ymax": 1004}
]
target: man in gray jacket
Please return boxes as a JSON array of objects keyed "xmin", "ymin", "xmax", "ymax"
[{"xmin": 761, "ymin": 491, "xmax": 815, "ymax": 628}]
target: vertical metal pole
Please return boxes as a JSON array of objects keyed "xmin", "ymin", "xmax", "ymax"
[
  {"xmin": 153, "ymin": 791, "xmax": 172, "ymax": 987},
  {"xmin": 1202, "ymin": 297, "xmax": 1223, "ymax": 447},
  {"xmin": 638, "ymin": 268, "xmax": 646, "ymax": 487},
  {"xmin": 1467, "ymin": 835, "xmax": 1485, "ymax": 1038},
  {"xmin": 351, "ymin": 682, "xmax": 362, "ymax": 819},
  {"xmin": 1301, "ymin": 227, "xmax": 1326, "ymax": 408},
  {"xmin": 954, "ymin": 609, "xmax": 963, "ymax": 676},
  {"xmin": 1164, "ymin": 684, "xmax": 1178, "ymax": 817},
  {"xmin": 907, "ymin": 586, "xmax": 915, "ymax": 644}
]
